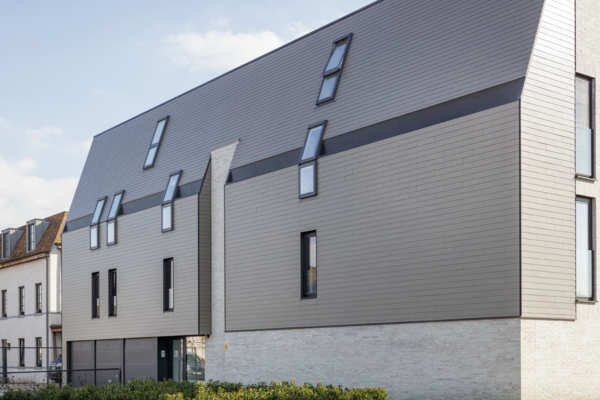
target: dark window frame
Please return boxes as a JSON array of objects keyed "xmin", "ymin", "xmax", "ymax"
[
  {"xmin": 316, "ymin": 33, "xmax": 353, "ymax": 105},
  {"xmin": 301, "ymin": 231, "xmax": 317, "ymax": 299},
  {"xmin": 1, "ymin": 290, "xmax": 6, "ymax": 318},
  {"xmin": 90, "ymin": 197, "xmax": 107, "ymax": 250},
  {"xmin": 161, "ymin": 171, "xmax": 182, "ymax": 232},
  {"xmin": 27, "ymin": 223, "xmax": 35, "ymax": 252},
  {"xmin": 92, "ymin": 272, "xmax": 100, "ymax": 319},
  {"xmin": 108, "ymin": 269, "xmax": 117, "ymax": 317},
  {"xmin": 298, "ymin": 161, "xmax": 318, "ymax": 199},
  {"xmin": 163, "ymin": 258, "xmax": 174, "ymax": 312},
  {"xmin": 18, "ymin": 338, "xmax": 24, "ymax": 367},
  {"xmin": 35, "ymin": 283, "xmax": 42, "ymax": 314},
  {"xmin": 2, "ymin": 232, "xmax": 9, "ymax": 260},
  {"xmin": 576, "ymin": 74, "xmax": 595, "ymax": 178},
  {"xmin": 576, "ymin": 196, "xmax": 595, "ymax": 301},
  {"xmin": 107, "ymin": 190, "xmax": 125, "ymax": 246},
  {"xmin": 18, "ymin": 287, "xmax": 24, "ymax": 315},
  {"xmin": 143, "ymin": 116, "xmax": 170, "ymax": 169},
  {"xmin": 35, "ymin": 337, "xmax": 42, "ymax": 367},
  {"xmin": 299, "ymin": 121, "xmax": 328, "ymax": 164}
]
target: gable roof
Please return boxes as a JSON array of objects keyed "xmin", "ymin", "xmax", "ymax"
[
  {"xmin": 66, "ymin": 0, "xmax": 544, "ymax": 224},
  {"xmin": 0, "ymin": 211, "xmax": 68, "ymax": 268}
]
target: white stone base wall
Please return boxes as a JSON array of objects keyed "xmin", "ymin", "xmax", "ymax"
[
  {"xmin": 207, "ymin": 319, "xmax": 521, "ymax": 400},
  {"xmin": 521, "ymin": 304, "xmax": 600, "ymax": 400}
]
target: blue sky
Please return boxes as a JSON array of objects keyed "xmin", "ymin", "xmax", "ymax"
[{"xmin": 0, "ymin": 0, "xmax": 372, "ymax": 227}]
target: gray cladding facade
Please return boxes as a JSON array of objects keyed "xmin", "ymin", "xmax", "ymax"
[{"xmin": 61, "ymin": 0, "xmax": 599, "ymax": 398}]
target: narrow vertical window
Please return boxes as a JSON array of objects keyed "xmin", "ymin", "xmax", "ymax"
[
  {"xmin": 90, "ymin": 197, "xmax": 107, "ymax": 250},
  {"xmin": 27, "ymin": 223, "xmax": 35, "ymax": 252},
  {"xmin": 35, "ymin": 283, "xmax": 42, "ymax": 313},
  {"xmin": 19, "ymin": 339, "xmax": 25, "ymax": 367},
  {"xmin": 316, "ymin": 34, "xmax": 352, "ymax": 104},
  {"xmin": 35, "ymin": 337, "xmax": 42, "ymax": 367},
  {"xmin": 107, "ymin": 191, "xmax": 124, "ymax": 246},
  {"xmin": 299, "ymin": 122, "xmax": 326, "ymax": 198},
  {"xmin": 576, "ymin": 197, "xmax": 594, "ymax": 300},
  {"xmin": 108, "ymin": 270, "xmax": 117, "ymax": 317},
  {"xmin": 92, "ymin": 272, "xmax": 100, "ymax": 318},
  {"xmin": 18, "ymin": 287, "xmax": 24, "ymax": 315},
  {"xmin": 163, "ymin": 259, "xmax": 174, "ymax": 311},
  {"xmin": 576, "ymin": 76, "xmax": 594, "ymax": 177},
  {"xmin": 301, "ymin": 231, "xmax": 317, "ymax": 298},
  {"xmin": 162, "ymin": 171, "xmax": 182, "ymax": 232},
  {"xmin": 144, "ymin": 117, "xmax": 169, "ymax": 169},
  {"xmin": 1, "ymin": 290, "xmax": 6, "ymax": 318},
  {"xmin": 2, "ymin": 232, "xmax": 9, "ymax": 259}
]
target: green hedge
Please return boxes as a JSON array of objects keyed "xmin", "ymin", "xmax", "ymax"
[{"xmin": 1, "ymin": 379, "xmax": 388, "ymax": 400}]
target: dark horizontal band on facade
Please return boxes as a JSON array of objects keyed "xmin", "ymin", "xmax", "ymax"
[
  {"xmin": 63, "ymin": 179, "xmax": 203, "ymax": 233},
  {"xmin": 227, "ymin": 77, "xmax": 525, "ymax": 184},
  {"xmin": 225, "ymin": 315, "xmax": 523, "ymax": 333}
]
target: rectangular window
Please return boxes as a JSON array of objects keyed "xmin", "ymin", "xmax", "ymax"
[
  {"xmin": 27, "ymin": 223, "xmax": 35, "ymax": 252},
  {"xmin": 108, "ymin": 269, "xmax": 117, "ymax": 317},
  {"xmin": 576, "ymin": 76, "xmax": 593, "ymax": 177},
  {"xmin": 301, "ymin": 231, "xmax": 317, "ymax": 298},
  {"xmin": 35, "ymin": 337, "xmax": 42, "ymax": 367},
  {"xmin": 576, "ymin": 197, "xmax": 594, "ymax": 300},
  {"xmin": 35, "ymin": 283, "xmax": 42, "ymax": 313},
  {"xmin": 18, "ymin": 287, "xmax": 24, "ymax": 315},
  {"xmin": 92, "ymin": 272, "xmax": 100, "ymax": 318},
  {"xmin": 90, "ymin": 197, "xmax": 107, "ymax": 250},
  {"xmin": 164, "ymin": 259, "xmax": 174, "ymax": 311},
  {"xmin": 1, "ymin": 290, "xmax": 6, "ymax": 318},
  {"xmin": 107, "ymin": 191, "xmax": 124, "ymax": 246},
  {"xmin": 299, "ymin": 162, "xmax": 317, "ymax": 198},
  {"xmin": 162, "ymin": 171, "xmax": 182, "ymax": 232},
  {"xmin": 2, "ymin": 232, "xmax": 9, "ymax": 259},
  {"xmin": 316, "ymin": 34, "xmax": 352, "ymax": 105},
  {"xmin": 19, "ymin": 338, "xmax": 24, "ymax": 367},
  {"xmin": 144, "ymin": 117, "xmax": 169, "ymax": 169}
]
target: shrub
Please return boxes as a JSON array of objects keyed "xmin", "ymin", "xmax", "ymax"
[{"xmin": 1, "ymin": 379, "xmax": 388, "ymax": 400}]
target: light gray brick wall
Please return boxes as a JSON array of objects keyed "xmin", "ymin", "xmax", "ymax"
[
  {"xmin": 62, "ymin": 195, "xmax": 199, "ymax": 344},
  {"xmin": 520, "ymin": 0, "xmax": 576, "ymax": 320},
  {"xmin": 224, "ymin": 102, "xmax": 520, "ymax": 331},
  {"xmin": 520, "ymin": 0, "xmax": 600, "ymax": 399}
]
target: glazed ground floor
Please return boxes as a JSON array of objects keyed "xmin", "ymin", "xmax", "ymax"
[{"xmin": 67, "ymin": 336, "xmax": 205, "ymax": 385}]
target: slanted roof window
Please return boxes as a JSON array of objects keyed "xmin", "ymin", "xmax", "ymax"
[
  {"xmin": 317, "ymin": 34, "xmax": 352, "ymax": 105},
  {"xmin": 299, "ymin": 122, "xmax": 327, "ymax": 163},
  {"xmin": 163, "ymin": 171, "xmax": 182, "ymax": 204},
  {"xmin": 107, "ymin": 191, "xmax": 124, "ymax": 246},
  {"xmin": 90, "ymin": 197, "xmax": 107, "ymax": 250},
  {"xmin": 161, "ymin": 171, "xmax": 182, "ymax": 232},
  {"xmin": 144, "ymin": 117, "xmax": 169, "ymax": 169}
]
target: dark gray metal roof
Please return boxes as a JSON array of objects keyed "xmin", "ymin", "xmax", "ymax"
[{"xmin": 68, "ymin": 0, "xmax": 544, "ymax": 222}]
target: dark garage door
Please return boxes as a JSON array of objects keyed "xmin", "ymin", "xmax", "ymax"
[
  {"xmin": 125, "ymin": 338, "xmax": 157, "ymax": 382},
  {"xmin": 95, "ymin": 339, "xmax": 122, "ymax": 385}
]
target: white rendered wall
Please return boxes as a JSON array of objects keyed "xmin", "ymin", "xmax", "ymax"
[{"xmin": 0, "ymin": 257, "xmax": 54, "ymax": 370}]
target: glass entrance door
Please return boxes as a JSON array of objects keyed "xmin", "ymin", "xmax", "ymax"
[{"xmin": 172, "ymin": 339, "xmax": 184, "ymax": 382}]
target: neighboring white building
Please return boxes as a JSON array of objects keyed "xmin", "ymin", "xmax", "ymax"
[{"xmin": 0, "ymin": 212, "xmax": 67, "ymax": 374}]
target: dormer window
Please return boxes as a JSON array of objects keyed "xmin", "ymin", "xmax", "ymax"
[
  {"xmin": 162, "ymin": 171, "xmax": 182, "ymax": 232},
  {"xmin": 299, "ymin": 121, "xmax": 327, "ymax": 198},
  {"xmin": 27, "ymin": 223, "xmax": 35, "ymax": 252},
  {"xmin": 316, "ymin": 34, "xmax": 352, "ymax": 105},
  {"xmin": 144, "ymin": 117, "xmax": 169, "ymax": 169},
  {"xmin": 107, "ymin": 191, "xmax": 124, "ymax": 246},
  {"xmin": 90, "ymin": 197, "xmax": 107, "ymax": 250},
  {"xmin": 1, "ymin": 232, "xmax": 9, "ymax": 260}
]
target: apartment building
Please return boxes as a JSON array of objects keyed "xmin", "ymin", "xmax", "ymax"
[
  {"xmin": 61, "ymin": 0, "xmax": 600, "ymax": 398},
  {"xmin": 0, "ymin": 212, "xmax": 66, "ymax": 374}
]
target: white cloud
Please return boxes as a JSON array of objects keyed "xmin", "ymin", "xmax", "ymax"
[
  {"xmin": 209, "ymin": 17, "xmax": 230, "ymax": 28},
  {"xmin": 286, "ymin": 22, "xmax": 314, "ymax": 38},
  {"xmin": 25, "ymin": 126, "xmax": 65, "ymax": 147},
  {"xmin": 160, "ymin": 30, "xmax": 285, "ymax": 72},
  {"xmin": 0, "ymin": 156, "xmax": 78, "ymax": 228}
]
